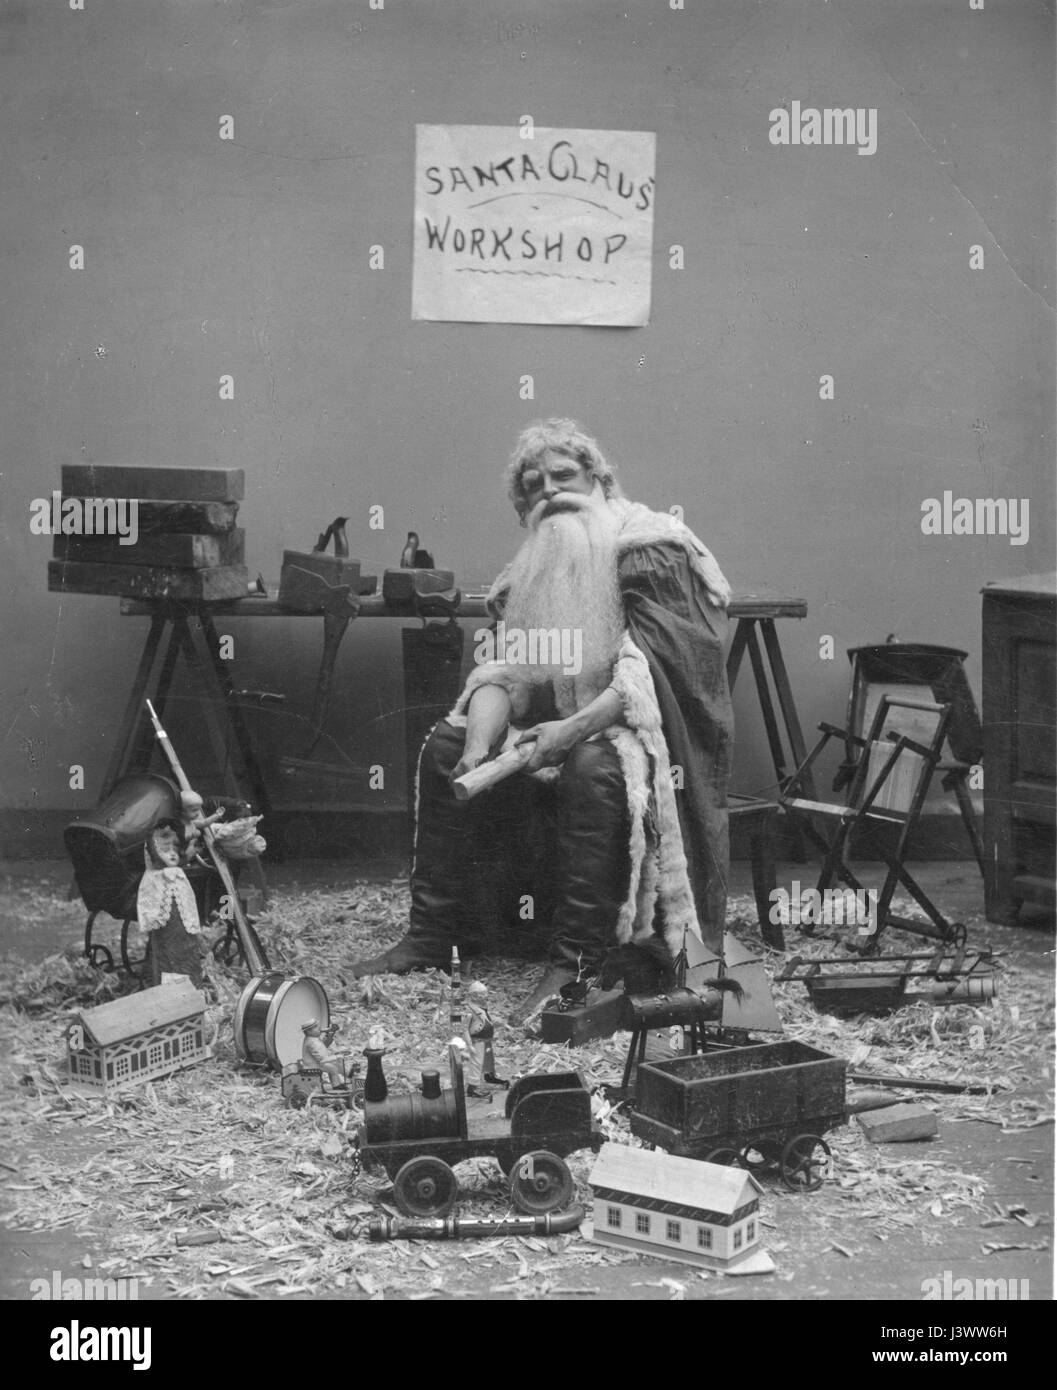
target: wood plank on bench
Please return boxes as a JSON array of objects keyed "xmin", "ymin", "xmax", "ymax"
[
  {"xmin": 48, "ymin": 560, "xmax": 250, "ymax": 602},
  {"xmin": 53, "ymin": 529, "xmax": 245, "ymax": 568},
  {"xmin": 60, "ymin": 465, "xmax": 245, "ymax": 502}
]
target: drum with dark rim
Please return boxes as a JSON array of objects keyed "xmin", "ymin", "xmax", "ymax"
[{"xmin": 234, "ymin": 973, "xmax": 330, "ymax": 1070}]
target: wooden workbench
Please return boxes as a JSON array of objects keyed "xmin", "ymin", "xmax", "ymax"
[{"xmin": 109, "ymin": 587, "xmax": 813, "ymax": 816}]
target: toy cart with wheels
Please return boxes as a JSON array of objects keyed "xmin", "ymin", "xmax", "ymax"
[
  {"xmin": 355, "ymin": 1047, "xmax": 602, "ymax": 1217},
  {"xmin": 629, "ymin": 1041, "xmax": 846, "ymax": 1192},
  {"xmin": 282, "ymin": 1054, "xmax": 363, "ymax": 1110}
]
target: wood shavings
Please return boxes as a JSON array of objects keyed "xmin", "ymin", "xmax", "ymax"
[{"xmin": 0, "ymin": 880, "xmax": 1050, "ymax": 1299}]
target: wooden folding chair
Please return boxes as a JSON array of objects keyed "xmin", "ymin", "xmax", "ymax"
[
  {"xmin": 836, "ymin": 643, "xmax": 985, "ymax": 874},
  {"xmin": 779, "ymin": 695, "xmax": 966, "ymax": 951}
]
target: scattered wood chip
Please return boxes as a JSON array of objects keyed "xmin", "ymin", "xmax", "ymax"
[
  {"xmin": 981, "ymin": 1240, "xmax": 1049, "ymax": 1255},
  {"xmin": 176, "ymin": 1231, "xmax": 222, "ymax": 1248}
]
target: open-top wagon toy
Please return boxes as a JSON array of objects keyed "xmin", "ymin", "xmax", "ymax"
[
  {"xmin": 629, "ymin": 1040, "xmax": 846, "ymax": 1192},
  {"xmin": 354, "ymin": 1046, "xmax": 602, "ymax": 1217}
]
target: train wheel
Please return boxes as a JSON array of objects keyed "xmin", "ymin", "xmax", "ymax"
[
  {"xmin": 739, "ymin": 1142, "xmax": 776, "ymax": 1173},
  {"xmin": 509, "ymin": 1151, "xmax": 573, "ymax": 1215},
  {"xmin": 392, "ymin": 1156, "xmax": 458, "ymax": 1218},
  {"xmin": 704, "ymin": 1147, "xmax": 742, "ymax": 1167},
  {"xmin": 780, "ymin": 1133, "xmax": 832, "ymax": 1192}
]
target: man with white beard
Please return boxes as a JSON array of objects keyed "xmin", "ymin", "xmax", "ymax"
[{"xmin": 352, "ymin": 420, "xmax": 734, "ymax": 1023}]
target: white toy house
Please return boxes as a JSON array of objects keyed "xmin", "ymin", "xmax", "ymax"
[
  {"xmin": 66, "ymin": 980, "xmax": 209, "ymax": 1095},
  {"xmin": 589, "ymin": 1145, "xmax": 766, "ymax": 1270}
]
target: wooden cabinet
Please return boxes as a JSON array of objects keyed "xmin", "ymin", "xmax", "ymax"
[{"xmin": 982, "ymin": 574, "xmax": 1057, "ymax": 924}]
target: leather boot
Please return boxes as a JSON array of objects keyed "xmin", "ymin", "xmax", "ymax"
[
  {"xmin": 349, "ymin": 934, "xmax": 459, "ymax": 978},
  {"xmin": 511, "ymin": 965, "xmax": 579, "ymax": 1027},
  {"xmin": 515, "ymin": 739, "xmax": 630, "ymax": 1018},
  {"xmin": 350, "ymin": 721, "xmax": 475, "ymax": 976},
  {"xmin": 350, "ymin": 720, "xmax": 543, "ymax": 976}
]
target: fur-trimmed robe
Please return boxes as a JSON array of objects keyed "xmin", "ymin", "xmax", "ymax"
[{"xmin": 451, "ymin": 499, "xmax": 733, "ymax": 956}]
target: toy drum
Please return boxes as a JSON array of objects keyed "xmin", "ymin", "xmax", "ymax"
[{"xmin": 234, "ymin": 972, "xmax": 330, "ymax": 1070}]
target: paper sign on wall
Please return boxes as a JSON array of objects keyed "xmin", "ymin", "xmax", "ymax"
[{"xmin": 412, "ymin": 125, "xmax": 656, "ymax": 326}]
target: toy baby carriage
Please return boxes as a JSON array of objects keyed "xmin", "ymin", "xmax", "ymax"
[{"xmin": 64, "ymin": 773, "xmax": 258, "ymax": 977}]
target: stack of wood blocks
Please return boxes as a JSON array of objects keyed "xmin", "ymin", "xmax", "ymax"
[{"xmin": 48, "ymin": 465, "xmax": 248, "ymax": 602}]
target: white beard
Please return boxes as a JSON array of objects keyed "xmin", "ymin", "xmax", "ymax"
[{"xmin": 501, "ymin": 492, "xmax": 625, "ymax": 708}]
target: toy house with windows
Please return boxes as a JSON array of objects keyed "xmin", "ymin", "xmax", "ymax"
[
  {"xmin": 66, "ymin": 980, "xmax": 210, "ymax": 1095},
  {"xmin": 588, "ymin": 1144, "xmax": 769, "ymax": 1270}
]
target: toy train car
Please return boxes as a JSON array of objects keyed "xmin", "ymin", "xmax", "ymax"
[
  {"xmin": 355, "ymin": 1047, "xmax": 602, "ymax": 1218},
  {"xmin": 630, "ymin": 1041, "xmax": 846, "ymax": 1192}
]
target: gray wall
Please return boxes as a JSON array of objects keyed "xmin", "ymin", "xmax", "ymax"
[{"xmin": 1, "ymin": 0, "xmax": 1053, "ymax": 836}]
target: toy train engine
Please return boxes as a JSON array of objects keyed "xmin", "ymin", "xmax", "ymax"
[
  {"xmin": 355, "ymin": 1046, "xmax": 602, "ymax": 1218},
  {"xmin": 362, "ymin": 1059, "xmax": 460, "ymax": 1144}
]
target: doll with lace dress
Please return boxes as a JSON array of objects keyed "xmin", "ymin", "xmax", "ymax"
[{"xmin": 137, "ymin": 819, "xmax": 204, "ymax": 986}]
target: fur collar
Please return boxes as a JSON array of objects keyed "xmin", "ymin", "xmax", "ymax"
[{"xmin": 607, "ymin": 498, "xmax": 731, "ymax": 607}]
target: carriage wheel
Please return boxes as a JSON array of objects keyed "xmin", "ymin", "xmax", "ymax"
[
  {"xmin": 509, "ymin": 1151, "xmax": 574, "ymax": 1215},
  {"xmin": 86, "ymin": 943, "xmax": 114, "ymax": 971},
  {"xmin": 83, "ymin": 912, "xmax": 114, "ymax": 972},
  {"xmin": 212, "ymin": 925, "xmax": 239, "ymax": 966},
  {"xmin": 119, "ymin": 919, "xmax": 146, "ymax": 978},
  {"xmin": 704, "ymin": 1147, "xmax": 742, "ymax": 1167},
  {"xmin": 392, "ymin": 1156, "xmax": 458, "ymax": 1218},
  {"xmin": 242, "ymin": 921, "xmax": 270, "ymax": 972},
  {"xmin": 780, "ymin": 1133, "xmax": 832, "ymax": 1192},
  {"xmin": 740, "ymin": 1142, "xmax": 777, "ymax": 1173},
  {"xmin": 120, "ymin": 919, "xmax": 134, "ymax": 973},
  {"xmin": 213, "ymin": 920, "xmax": 269, "ymax": 972}
]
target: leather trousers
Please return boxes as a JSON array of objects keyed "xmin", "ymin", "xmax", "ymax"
[{"xmin": 407, "ymin": 720, "xmax": 630, "ymax": 973}]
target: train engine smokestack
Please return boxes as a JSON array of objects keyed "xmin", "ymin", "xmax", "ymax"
[{"xmin": 362, "ymin": 1046, "xmax": 388, "ymax": 1103}]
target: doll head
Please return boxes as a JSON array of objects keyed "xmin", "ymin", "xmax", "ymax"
[{"xmin": 146, "ymin": 820, "xmax": 184, "ymax": 869}]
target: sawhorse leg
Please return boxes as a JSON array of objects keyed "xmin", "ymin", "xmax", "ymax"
[
  {"xmin": 728, "ymin": 615, "xmax": 815, "ymax": 863},
  {"xmin": 727, "ymin": 618, "xmax": 815, "ymax": 797},
  {"xmin": 178, "ymin": 615, "xmax": 269, "ymax": 901},
  {"xmin": 746, "ymin": 624, "xmax": 790, "ymax": 793},
  {"xmin": 725, "ymin": 620, "xmax": 750, "ymax": 689},
  {"xmin": 99, "ymin": 615, "xmax": 168, "ymax": 801},
  {"xmin": 760, "ymin": 619, "xmax": 815, "ymax": 798},
  {"xmin": 199, "ymin": 612, "xmax": 274, "ymax": 818}
]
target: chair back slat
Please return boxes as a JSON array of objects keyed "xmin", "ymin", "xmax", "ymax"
[
  {"xmin": 847, "ymin": 643, "xmax": 982, "ymax": 764},
  {"xmin": 849, "ymin": 696, "xmax": 950, "ymax": 816},
  {"xmin": 859, "ymin": 683, "xmax": 933, "ymax": 745},
  {"xmin": 862, "ymin": 742, "xmax": 926, "ymax": 816}
]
